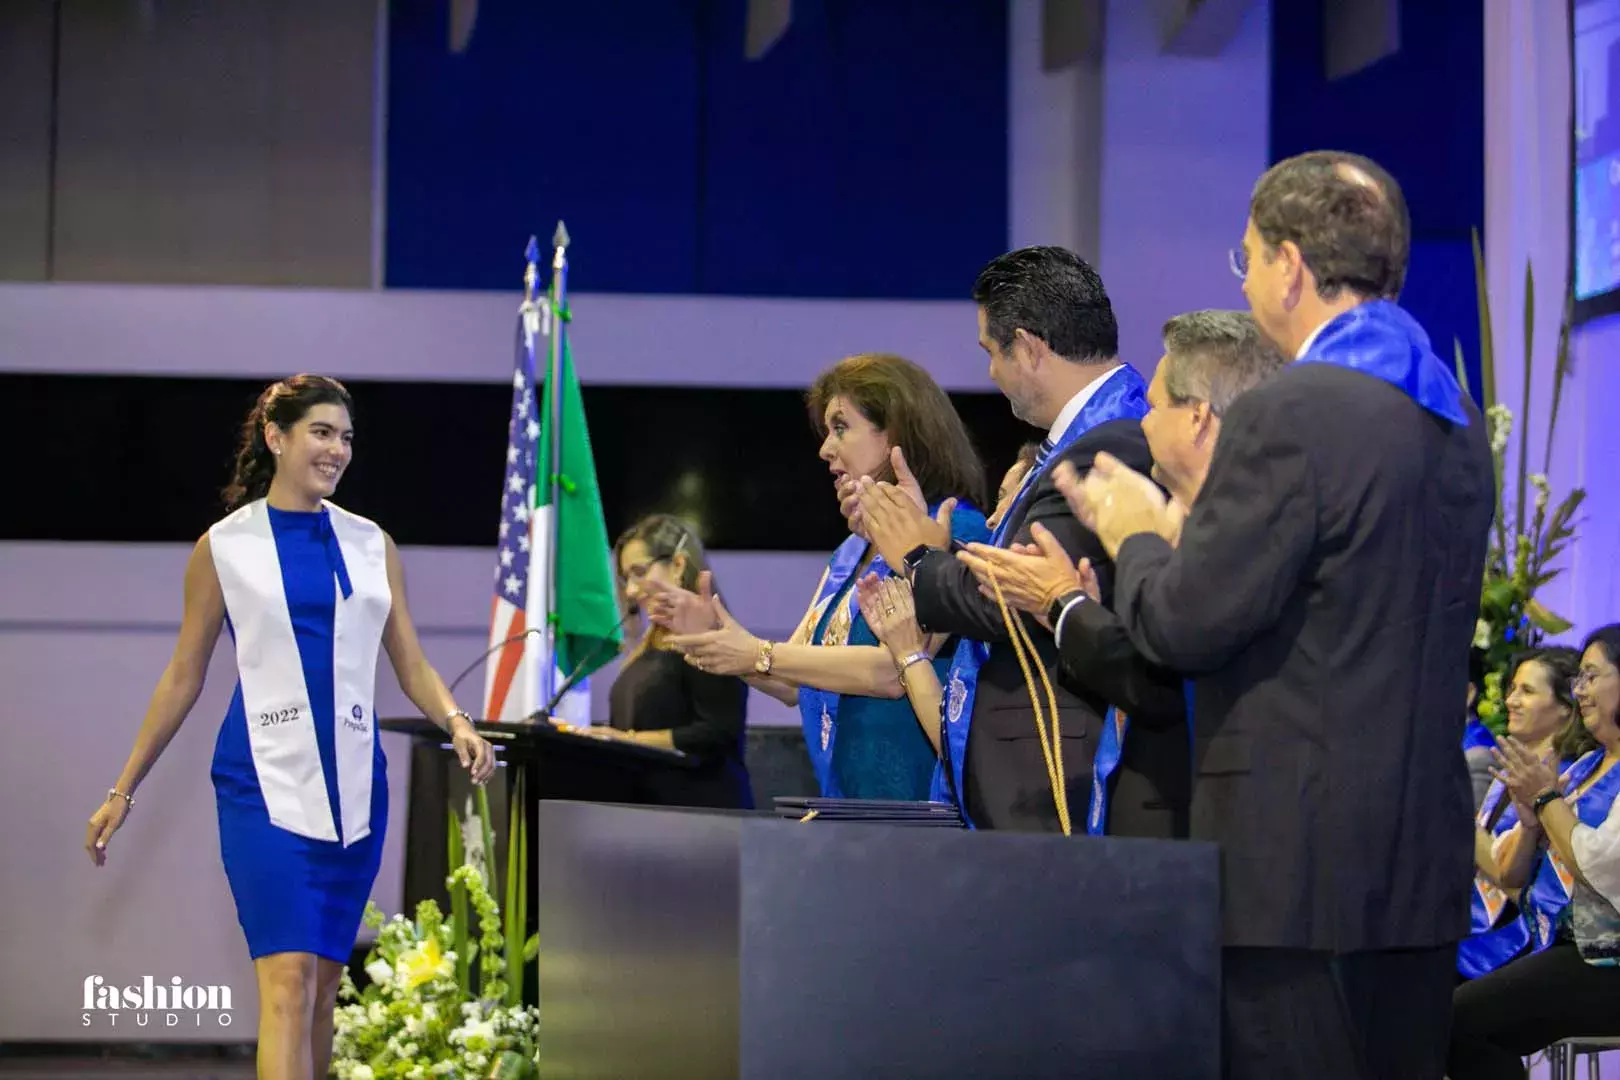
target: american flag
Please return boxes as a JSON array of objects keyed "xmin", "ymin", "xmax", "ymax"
[{"xmin": 481, "ymin": 318, "xmax": 589, "ymax": 725}]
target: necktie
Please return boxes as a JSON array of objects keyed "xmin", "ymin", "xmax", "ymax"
[{"xmin": 1035, "ymin": 438, "xmax": 1055, "ymax": 470}]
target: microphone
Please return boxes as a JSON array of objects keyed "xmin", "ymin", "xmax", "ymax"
[
  {"xmin": 526, "ymin": 610, "xmax": 638, "ymax": 724},
  {"xmin": 445, "ymin": 627, "xmax": 548, "ymax": 695}
]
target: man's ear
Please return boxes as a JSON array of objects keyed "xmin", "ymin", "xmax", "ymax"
[
  {"xmin": 1012, "ymin": 327, "xmax": 1044, "ymax": 368},
  {"xmin": 1191, "ymin": 402, "xmax": 1217, "ymax": 444},
  {"xmin": 1278, "ymin": 239, "xmax": 1309, "ymax": 310}
]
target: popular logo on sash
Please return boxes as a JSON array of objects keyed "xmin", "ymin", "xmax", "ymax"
[
  {"xmin": 947, "ymin": 673, "xmax": 967, "ymax": 725},
  {"xmin": 344, "ymin": 703, "xmax": 369, "ymax": 734}
]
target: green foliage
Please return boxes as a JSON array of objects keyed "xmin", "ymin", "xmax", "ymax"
[{"xmin": 1468, "ymin": 228, "xmax": 1584, "ymax": 734}]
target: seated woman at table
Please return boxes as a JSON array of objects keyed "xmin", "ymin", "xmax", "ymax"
[
  {"xmin": 588, "ymin": 514, "xmax": 752, "ymax": 809},
  {"xmin": 652, "ymin": 353, "xmax": 990, "ymax": 801}
]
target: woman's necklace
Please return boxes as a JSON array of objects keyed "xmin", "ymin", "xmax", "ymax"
[{"xmin": 819, "ymin": 548, "xmax": 878, "ymax": 649}]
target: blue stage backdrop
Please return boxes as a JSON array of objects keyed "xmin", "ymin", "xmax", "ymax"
[
  {"xmin": 1270, "ymin": 0, "xmax": 1487, "ymax": 405},
  {"xmin": 385, "ymin": 0, "xmax": 1009, "ymax": 300}
]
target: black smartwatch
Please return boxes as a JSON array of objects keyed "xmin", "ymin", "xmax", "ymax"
[
  {"xmin": 901, "ymin": 543, "xmax": 933, "ymax": 581},
  {"xmin": 1531, "ymin": 788, "xmax": 1563, "ymax": 815},
  {"xmin": 1048, "ymin": 589, "xmax": 1086, "ymax": 630}
]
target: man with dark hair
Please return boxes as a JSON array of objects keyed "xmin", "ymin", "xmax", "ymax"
[
  {"xmin": 1062, "ymin": 152, "xmax": 1495, "ymax": 1077},
  {"xmin": 957, "ymin": 310, "xmax": 1284, "ymax": 840},
  {"xmin": 854, "ymin": 246, "xmax": 1164, "ymax": 836}
]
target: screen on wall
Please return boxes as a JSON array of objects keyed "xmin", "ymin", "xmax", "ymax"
[{"xmin": 1575, "ymin": 0, "xmax": 1620, "ymax": 321}]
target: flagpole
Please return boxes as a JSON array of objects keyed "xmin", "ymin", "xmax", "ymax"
[{"xmin": 539, "ymin": 221, "xmax": 570, "ymax": 707}]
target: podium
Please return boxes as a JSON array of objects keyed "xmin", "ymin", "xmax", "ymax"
[
  {"xmin": 378, "ymin": 718, "xmax": 701, "ymax": 917},
  {"xmin": 534, "ymin": 800, "xmax": 1222, "ymax": 1080}
]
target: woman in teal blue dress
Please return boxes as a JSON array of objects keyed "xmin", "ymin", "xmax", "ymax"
[{"xmin": 656, "ymin": 353, "xmax": 990, "ymax": 800}]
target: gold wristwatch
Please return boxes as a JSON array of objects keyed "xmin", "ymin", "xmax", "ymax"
[{"xmin": 755, "ymin": 640, "xmax": 777, "ymax": 675}]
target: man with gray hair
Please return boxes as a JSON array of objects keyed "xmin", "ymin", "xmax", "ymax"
[
  {"xmin": 956, "ymin": 309, "xmax": 1284, "ymax": 841},
  {"xmin": 1061, "ymin": 151, "xmax": 1494, "ymax": 1078},
  {"xmin": 1144, "ymin": 309, "xmax": 1287, "ymax": 517}
]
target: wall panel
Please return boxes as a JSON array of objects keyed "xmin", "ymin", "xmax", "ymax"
[{"xmin": 50, "ymin": 0, "xmax": 377, "ymax": 286}]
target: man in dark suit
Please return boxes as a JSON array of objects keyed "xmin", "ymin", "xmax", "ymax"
[
  {"xmin": 1062, "ymin": 153, "xmax": 1495, "ymax": 1078},
  {"xmin": 958, "ymin": 309, "xmax": 1287, "ymax": 840},
  {"xmin": 854, "ymin": 246, "xmax": 1161, "ymax": 835}
]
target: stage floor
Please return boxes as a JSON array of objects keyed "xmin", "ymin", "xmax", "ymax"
[
  {"xmin": 0, "ymin": 1069, "xmax": 253, "ymax": 1079},
  {"xmin": 0, "ymin": 1047, "xmax": 255, "ymax": 1079}
]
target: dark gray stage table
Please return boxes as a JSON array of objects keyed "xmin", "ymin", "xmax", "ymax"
[{"xmin": 536, "ymin": 800, "xmax": 1220, "ymax": 1080}]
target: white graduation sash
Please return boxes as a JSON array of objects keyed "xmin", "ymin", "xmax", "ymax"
[{"xmin": 209, "ymin": 499, "xmax": 392, "ymax": 846}]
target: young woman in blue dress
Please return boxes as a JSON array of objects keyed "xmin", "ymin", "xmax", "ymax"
[
  {"xmin": 83, "ymin": 375, "xmax": 496, "ymax": 1080},
  {"xmin": 653, "ymin": 353, "xmax": 991, "ymax": 801}
]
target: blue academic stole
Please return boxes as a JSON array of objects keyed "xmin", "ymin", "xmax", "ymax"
[
  {"xmin": 798, "ymin": 533, "xmax": 874, "ymax": 798},
  {"xmin": 1457, "ymin": 774, "xmax": 1546, "ymax": 979},
  {"xmin": 1296, "ymin": 300, "xmax": 1470, "ymax": 425},
  {"xmin": 1085, "ymin": 680, "xmax": 1197, "ymax": 836},
  {"xmin": 799, "ymin": 500, "xmax": 959, "ymax": 798},
  {"xmin": 1527, "ymin": 753, "xmax": 1620, "ymax": 950},
  {"xmin": 930, "ymin": 366, "xmax": 1150, "ymax": 825},
  {"xmin": 1457, "ymin": 752, "xmax": 1612, "ymax": 978},
  {"xmin": 1462, "ymin": 718, "xmax": 1496, "ymax": 753}
]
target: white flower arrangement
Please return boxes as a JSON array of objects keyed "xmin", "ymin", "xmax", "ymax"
[{"xmin": 333, "ymin": 784, "xmax": 540, "ymax": 1079}]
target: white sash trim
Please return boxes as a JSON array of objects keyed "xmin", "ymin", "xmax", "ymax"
[{"xmin": 209, "ymin": 499, "xmax": 392, "ymax": 846}]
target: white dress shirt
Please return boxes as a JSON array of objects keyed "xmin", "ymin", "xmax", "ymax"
[
  {"xmin": 1574, "ymin": 796, "xmax": 1620, "ymax": 912},
  {"xmin": 1295, "ymin": 320, "xmax": 1329, "ymax": 360},
  {"xmin": 1047, "ymin": 364, "xmax": 1125, "ymax": 444},
  {"xmin": 1040, "ymin": 365, "xmax": 1122, "ymax": 651}
]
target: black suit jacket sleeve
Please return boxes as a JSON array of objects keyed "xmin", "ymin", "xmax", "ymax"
[
  {"xmin": 1055, "ymin": 599, "xmax": 1187, "ymax": 728},
  {"xmin": 1113, "ymin": 392, "xmax": 1317, "ymax": 674},
  {"xmin": 910, "ymin": 436, "xmax": 1121, "ymax": 643}
]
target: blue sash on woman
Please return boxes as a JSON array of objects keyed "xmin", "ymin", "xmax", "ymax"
[
  {"xmin": 930, "ymin": 366, "xmax": 1150, "ymax": 825},
  {"xmin": 800, "ymin": 500, "xmax": 986, "ymax": 797},
  {"xmin": 1462, "ymin": 718, "xmax": 1496, "ymax": 753},
  {"xmin": 1529, "ymin": 753, "xmax": 1620, "ymax": 949},
  {"xmin": 798, "ymin": 534, "xmax": 870, "ymax": 797},
  {"xmin": 1457, "ymin": 773, "xmax": 1551, "ymax": 979},
  {"xmin": 1457, "ymin": 751, "xmax": 1614, "ymax": 978}
]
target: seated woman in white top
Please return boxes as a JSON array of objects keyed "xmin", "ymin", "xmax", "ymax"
[{"xmin": 1448, "ymin": 625, "xmax": 1620, "ymax": 1080}]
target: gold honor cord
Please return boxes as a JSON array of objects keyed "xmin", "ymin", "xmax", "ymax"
[{"xmin": 985, "ymin": 567, "xmax": 1071, "ymax": 836}]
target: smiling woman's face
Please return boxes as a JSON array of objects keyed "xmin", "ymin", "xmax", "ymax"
[{"xmin": 266, "ymin": 402, "xmax": 353, "ymax": 503}]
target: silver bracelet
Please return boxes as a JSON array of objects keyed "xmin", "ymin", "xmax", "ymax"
[
  {"xmin": 107, "ymin": 788, "xmax": 134, "ymax": 811},
  {"xmin": 443, "ymin": 708, "xmax": 473, "ymax": 730},
  {"xmin": 896, "ymin": 651, "xmax": 932, "ymax": 675}
]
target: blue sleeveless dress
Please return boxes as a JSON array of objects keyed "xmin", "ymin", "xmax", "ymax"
[
  {"xmin": 819, "ymin": 611, "xmax": 941, "ymax": 799},
  {"xmin": 807, "ymin": 507, "xmax": 991, "ymax": 800},
  {"xmin": 210, "ymin": 506, "xmax": 389, "ymax": 963}
]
